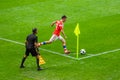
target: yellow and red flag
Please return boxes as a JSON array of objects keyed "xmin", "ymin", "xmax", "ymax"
[{"xmin": 39, "ymin": 55, "xmax": 46, "ymax": 65}]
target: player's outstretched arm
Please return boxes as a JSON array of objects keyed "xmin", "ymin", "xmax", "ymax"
[{"xmin": 51, "ymin": 21, "xmax": 56, "ymax": 27}]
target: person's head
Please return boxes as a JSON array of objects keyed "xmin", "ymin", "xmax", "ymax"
[
  {"xmin": 61, "ymin": 15, "xmax": 67, "ymax": 22},
  {"xmin": 32, "ymin": 28, "xmax": 37, "ymax": 34}
]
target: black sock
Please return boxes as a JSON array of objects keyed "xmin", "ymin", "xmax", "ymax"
[
  {"xmin": 20, "ymin": 57, "xmax": 26, "ymax": 66},
  {"xmin": 36, "ymin": 58, "xmax": 40, "ymax": 68}
]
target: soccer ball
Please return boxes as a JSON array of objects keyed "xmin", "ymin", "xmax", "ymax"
[{"xmin": 80, "ymin": 49, "xmax": 86, "ymax": 55}]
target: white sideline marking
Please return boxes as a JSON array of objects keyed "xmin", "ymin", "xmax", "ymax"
[
  {"xmin": 0, "ymin": 37, "xmax": 77, "ymax": 60},
  {"xmin": 0, "ymin": 37, "xmax": 120, "ymax": 60}
]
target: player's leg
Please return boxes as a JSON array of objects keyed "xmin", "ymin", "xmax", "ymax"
[
  {"xmin": 59, "ymin": 36, "xmax": 70, "ymax": 54},
  {"xmin": 20, "ymin": 49, "xmax": 29, "ymax": 68},
  {"xmin": 20, "ymin": 55, "xmax": 28, "ymax": 68},
  {"xmin": 41, "ymin": 34, "xmax": 57, "ymax": 45}
]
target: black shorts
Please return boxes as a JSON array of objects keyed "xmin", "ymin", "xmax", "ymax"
[{"xmin": 25, "ymin": 48, "xmax": 39, "ymax": 56}]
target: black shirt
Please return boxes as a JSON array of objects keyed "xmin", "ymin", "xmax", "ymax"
[{"xmin": 26, "ymin": 34, "xmax": 38, "ymax": 49}]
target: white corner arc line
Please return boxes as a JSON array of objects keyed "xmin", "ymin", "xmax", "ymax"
[{"xmin": 0, "ymin": 37, "xmax": 77, "ymax": 60}]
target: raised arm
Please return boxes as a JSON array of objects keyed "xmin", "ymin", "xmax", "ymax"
[{"xmin": 51, "ymin": 21, "xmax": 56, "ymax": 27}]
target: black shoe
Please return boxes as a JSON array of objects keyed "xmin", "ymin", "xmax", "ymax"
[
  {"xmin": 20, "ymin": 65, "xmax": 25, "ymax": 68},
  {"xmin": 37, "ymin": 67, "xmax": 43, "ymax": 71}
]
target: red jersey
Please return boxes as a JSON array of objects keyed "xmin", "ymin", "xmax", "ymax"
[{"xmin": 53, "ymin": 20, "xmax": 64, "ymax": 36}]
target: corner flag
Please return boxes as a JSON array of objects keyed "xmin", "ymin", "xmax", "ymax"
[
  {"xmin": 74, "ymin": 23, "xmax": 80, "ymax": 36},
  {"xmin": 74, "ymin": 23, "xmax": 80, "ymax": 58}
]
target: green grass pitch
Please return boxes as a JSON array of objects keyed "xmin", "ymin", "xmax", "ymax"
[{"xmin": 0, "ymin": 0, "xmax": 120, "ymax": 80}]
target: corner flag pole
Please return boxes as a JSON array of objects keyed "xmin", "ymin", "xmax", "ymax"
[
  {"xmin": 76, "ymin": 34, "xmax": 79, "ymax": 58},
  {"xmin": 74, "ymin": 23, "xmax": 80, "ymax": 59}
]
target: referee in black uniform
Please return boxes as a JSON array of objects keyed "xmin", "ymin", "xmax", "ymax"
[{"xmin": 20, "ymin": 28, "xmax": 42, "ymax": 71}]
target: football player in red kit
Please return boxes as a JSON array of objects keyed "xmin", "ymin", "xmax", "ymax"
[{"xmin": 41, "ymin": 15, "xmax": 70, "ymax": 54}]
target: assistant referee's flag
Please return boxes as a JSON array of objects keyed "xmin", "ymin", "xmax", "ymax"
[
  {"xmin": 39, "ymin": 55, "xmax": 46, "ymax": 65},
  {"xmin": 74, "ymin": 23, "xmax": 80, "ymax": 58}
]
